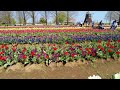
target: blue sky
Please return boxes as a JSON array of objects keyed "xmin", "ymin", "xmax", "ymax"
[
  {"xmin": 75, "ymin": 11, "xmax": 107, "ymax": 23},
  {"xmin": 26, "ymin": 11, "xmax": 108, "ymax": 23}
]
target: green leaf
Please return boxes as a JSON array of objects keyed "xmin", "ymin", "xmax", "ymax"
[{"xmin": 0, "ymin": 61, "xmax": 4, "ymax": 66}]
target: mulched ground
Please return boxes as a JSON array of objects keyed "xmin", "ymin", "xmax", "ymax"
[{"xmin": 0, "ymin": 60, "xmax": 120, "ymax": 79}]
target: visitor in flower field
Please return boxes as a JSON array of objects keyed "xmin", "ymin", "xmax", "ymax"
[
  {"xmin": 92, "ymin": 21, "xmax": 94, "ymax": 28},
  {"xmin": 110, "ymin": 20, "xmax": 118, "ymax": 30},
  {"xmin": 98, "ymin": 20, "xmax": 104, "ymax": 29}
]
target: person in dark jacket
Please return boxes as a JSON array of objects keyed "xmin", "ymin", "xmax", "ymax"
[
  {"xmin": 98, "ymin": 20, "xmax": 104, "ymax": 29},
  {"xmin": 110, "ymin": 20, "xmax": 118, "ymax": 30}
]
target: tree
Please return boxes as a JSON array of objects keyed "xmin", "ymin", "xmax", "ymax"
[
  {"xmin": 15, "ymin": 11, "xmax": 29, "ymax": 25},
  {"xmin": 27, "ymin": 11, "xmax": 39, "ymax": 25},
  {"xmin": 11, "ymin": 18, "xmax": 16, "ymax": 25},
  {"xmin": 48, "ymin": 11, "xmax": 59, "ymax": 25},
  {"xmin": 105, "ymin": 11, "xmax": 120, "ymax": 24},
  {"xmin": 66, "ymin": 11, "xmax": 78, "ymax": 25},
  {"xmin": 39, "ymin": 11, "xmax": 50, "ymax": 25},
  {"xmin": 0, "ymin": 11, "xmax": 14, "ymax": 25},
  {"xmin": 16, "ymin": 11, "xmax": 24, "ymax": 25},
  {"xmin": 53, "ymin": 11, "xmax": 66, "ymax": 25},
  {"xmin": 39, "ymin": 17, "xmax": 46, "ymax": 24}
]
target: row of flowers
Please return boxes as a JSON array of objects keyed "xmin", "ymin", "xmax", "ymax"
[
  {"xmin": 0, "ymin": 29, "xmax": 114, "ymax": 34},
  {"xmin": 0, "ymin": 27, "xmax": 82, "ymax": 30},
  {"xmin": 0, "ymin": 39, "xmax": 120, "ymax": 67},
  {"xmin": 0, "ymin": 34, "xmax": 120, "ymax": 44},
  {"xmin": 0, "ymin": 25, "xmax": 81, "ymax": 28}
]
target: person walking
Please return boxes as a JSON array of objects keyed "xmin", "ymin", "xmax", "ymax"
[{"xmin": 110, "ymin": 20, "xmax": 118, "ymax": 30}]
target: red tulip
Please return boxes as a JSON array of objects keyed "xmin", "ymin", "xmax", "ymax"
[
  {"xmin": 53, "ymin": 44, "xmax": 56, "ymax": 46},
  {"xmin": 106, "ymin": 43, "xmax": 110, "ymax": 47},
  {"xmin": 108, "ymin": 39, "xmax": 111, "ymax": 42},
  {"xmin": 1, "ymin": 44, "xmax": 5, "ymax": 48},
  {"xmin": 22, "ymin": 54, "xmax": 27, "ymax": 59},
  {"xmin": 0, "ymin": 56, "xmax": 6, "ymax": 61},
  {"xmin": 0, "ymin": 51, "xmax": 4, "ymax": 55},
  {"xmin": 5, "ymin": 45, "xmax": 9, "ymax": 50},
  {"xmin": 45, "ymin": 55, "xmax": 49, "ymax": 59},
  {"xmin": 92, "ymin": 53, "xmax": 96, "ymax": 56},
  {"xmin": 12, "ymin": 47, "xmax": 16, "ymax": 52},
  {"xmin": 65, "ymin": 42, "xmax": 68, "ymax": 44},
  {"xmin": 85, "ymin": 48, "xmax": 89, "ymax": 51},
  {"xmin": 31, "ymin": 51, "xmax": 35, "ymax": 56},
  {"xmin": 116, "ymin": 51, "xmax": 120, "ymax": 55},
  {"xmin": 71, "ymin": 53, "xmax": 75, "ymax": 57},
  {"xmin": 64, "ymin": 51, "xmax": 69, "ymax": 56},
  {"xmin": 79, "ymin": 48, "xmax": 82, "ymax": 50},
  {"xmin": 22, "ymin": 47, "xmax": 26, "ymax": 53},
  {"xmin": 110, "ymin": 45, "xmax": 114, "ymax": 49},
  {"xmin": 53, "ymin": 47, "xmax": 57, "ymax": 51},
  {"xmin": 101, "ymin": 48, "xmax": 104, "ymax": 51},
  {"xmin": 108, "ymin": 49, "xmax": 111, "ymax": 53},
  {"xmin": 72, "ymin": 43, "xmax": 74, "ymax": 46},
  {"xmin": 87, "ymin": 51, "xmax": 91, "ymax": 55},
  {"xmin": 117, "ymin": 39, "xmax": 120, "ymax": 43},
  {"xmin": 98, "ymin": 40, "xmax": 101, "ymax": 43},
  {"xmin": 97, "ymin": 45, "xmax": 101, "ymax": 49}
]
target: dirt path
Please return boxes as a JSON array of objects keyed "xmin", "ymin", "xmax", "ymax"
[{"xmin": 0, "ymin": 61, "xmax": 120, "ymax": 79}]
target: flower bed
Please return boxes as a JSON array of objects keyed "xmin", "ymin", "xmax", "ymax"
[
  {"xmin": 0, "ymin": 39, "xmax": 120, "ymax": 68},
  {"xmin": 0, "ymin": 27, "xmax": 120, "ymax": 71}
]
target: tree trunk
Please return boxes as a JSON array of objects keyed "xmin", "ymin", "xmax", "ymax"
[
  {"xmin": 118, "ymin": 15, "xmax": 120, "ymax": 25},
  {"xmin": 67, "ymin": 11, "xmax": 69, "ymax": 25},
  {"xmin": 32, "ymin": 11, "xmax": 35, "ymax": 25},
  {"xmin": 45, "ymin": 11, "xmax": 47, "ymax": 25},
  {"xmin": 23, "ymin": 11, "xmax": 26, "ymax": 25},
  {"xmin": 56, "ymin": 11, "xmax": 58, "ymax": 25}
]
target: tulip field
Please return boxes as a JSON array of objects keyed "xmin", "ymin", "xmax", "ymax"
[{"xmin": 0, "ymin": 26, "xmax": 120, "ymax": 79}]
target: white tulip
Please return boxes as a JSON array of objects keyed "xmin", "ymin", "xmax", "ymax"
[
  {"xmin": 88, "ymin": 75, "xmax": 102, "ymax": 79},
  {"xmin": 113, "ymin": 72, "xmax": 120, "ymax": 79}
]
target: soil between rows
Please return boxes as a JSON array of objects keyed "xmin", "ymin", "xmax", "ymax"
[{"xmin": 0, "ymin": 60, "xmax": 120, "ymax": 79}]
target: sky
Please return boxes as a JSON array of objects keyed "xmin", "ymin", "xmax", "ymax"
[
  {"xmin": 26, "ymin": 11, "xmax": 108, "ymax": 23},
  {"xmin": 75, "ymin": 11, "xmax": 107, "ymax": 23}
]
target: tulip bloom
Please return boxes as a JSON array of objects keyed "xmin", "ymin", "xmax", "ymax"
[
  {"xmin": 45, "ymin": 55, "xmax": 49, "ymax": 59},
  {"xmin": 31, "ymin": 51, "xmax": 35, "ymax": 56},
  {"xmin": 92, "ymin": 53, "xmax": 96, "ymax": 56},
  {"xmin": 101, "ymin": 48, "xmax": 104, "ymax": 51},
  {"xmin": 12, "ymin": 47, "xmax": 16, "ymax": 52},
  {"xmin": 22, "ymin": 54, "xmax": 27, "ymax": 59},
  {"xmin": 108, "ymin": 49, "xmax": 111, "ymax": 53},
  {"xmin": 0, "ymin": 56, "xmax": 6, "ymax": 61},
  {"xmin": 53, "ymin": 47, "xmax": 57, "ymax": 51},
  {"xmin": 97, "ymin": 45, "xmax": 101, "ymax": 49},
  {"xmin": 5, "ymin": 45, "xmax": 9, "ymax": 50},
  {"xmin": 71, "ymin": 53, "xmax": 75, "ymax": 57},
  {"xmin": 0, "ymin": 51, "xmax": 4, "ymax": 55},
  {"xmin": 98, "ymin": 40, "xmax": 101, "ymax": 43},
  {"xmin": 64, "ymin": 51, "xmax": 69, "ymax": 56},
  {"xmin": 65, "ymin": 42, "xmax": 68, "ymax": 44},
  {"xmin": 116, "ymin": 51, "xmax": 120, "ymax": 55},
  {"xmin": 117, "ymin": 39, "xmax": 120, "ymax": 43}
]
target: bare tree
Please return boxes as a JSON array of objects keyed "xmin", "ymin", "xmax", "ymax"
[
  {"xmin": 66, "ymin": 11, "xmax": 78, "ymax": 25},
  {"xmin": 15, "ymin": 11, "xmax": 29, "ymax": 25},
  {"xmin": 48, "ymin": 11, "xmax": 59, "ymax": 25},
  {"xmin": 45, "ymin": 11, "xmax": 47, "ymax": 25},
  {"xmin": 0, "ymin": 11, "xmax": 14, "ymax": 25},
  {"xmin": 105, "ymin": 11, "xmax": 120, "ymax": 24},
  {"xmin": 27, "ymin": 11, "xmax": 39, "ymax": 25},
  {"xmin": 16, "ymin": 11, "xmax": 23, "ymax": 25},
  {"xmin": 56, "ymin": 11, "xmax": 58, "ymax": 25},
  {"xmin": 39, "ymin": 11, "xmax": 51, "ymax": 25}
]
